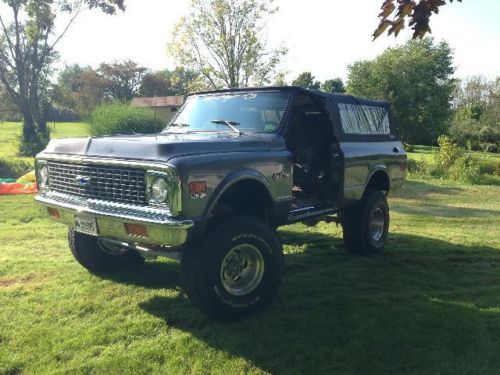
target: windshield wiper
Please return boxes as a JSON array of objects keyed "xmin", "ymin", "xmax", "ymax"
[
  {"xmin": 210, "ymin": 119, "xmax": 242, "ymax": 135},
  {"xmin": 163, "ymin": 123, "xmax": 191, "ymax": 133}
]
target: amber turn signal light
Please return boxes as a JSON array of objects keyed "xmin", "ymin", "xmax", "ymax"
[
  {"xmin": 124, "ymin": 223, "xmax": 148, "ymax": 238},
  {"xmin": 189, "ymin": 181, "xmax": 207, "ymax": 194}
]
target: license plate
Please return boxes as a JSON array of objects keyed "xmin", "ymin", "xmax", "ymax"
[{"xmin": 74, "ymin": 215, "xmax": 98, "ymax": 236}]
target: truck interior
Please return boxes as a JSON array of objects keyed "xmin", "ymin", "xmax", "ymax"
[{"xmin": 284, "ymin": 93, "xmax": 341, "ymax": 217}]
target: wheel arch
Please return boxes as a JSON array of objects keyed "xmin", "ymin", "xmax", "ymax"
[
  {"xmin": 204, "ymin": 170, "xmax": 275, "ymax": 224},
  {"xmin": 363, "ymin": 168, "xmax": 391, "ymax": 197}
]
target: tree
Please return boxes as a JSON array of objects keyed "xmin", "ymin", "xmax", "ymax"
[
  {"xmin": 292, "ymin": 72, "xmax": 320, "ymax": 90},
  {"xmin": 98, "ymin": 60, "xmax": 147, "ymax": 101},
  {"xmin": 167, "ymin": 67, "xmax": 206, "ymax": 95},
  {"xmin": 139, "ymin": 67, "xmax": 204, "ymax": 97},
  {"xmin": 168, "ymin": 0, "xmax": 287, "ymax": 89},
  {"xmin": 346, "ymin": 38, "xmax": 455, "ymax": 145},
  {"xmin": 450, "ymin": 76, "xmax": 500, "ymax": 151},
  {"xmin": 374, "ymin": 0, "xmax": 462, "ymax": 40},
  {"xmin": 0, "ymin": 0, "xmax": 125, "ymax": 155},
  {"xmin": 54, "ymin": 64, "xmax": 107, "ymax": 118},
  {"xmin": 139, "ymin": 71, "xmax": 172, "ymax": 97},
  {"xmin": 321, "ymin": 78, "xmax": 345, "ymax": 94}
]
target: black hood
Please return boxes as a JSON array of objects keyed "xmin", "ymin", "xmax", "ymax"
[{"xmin": 43, "ymin": 132, "xmax": 285, "ymax": 162}]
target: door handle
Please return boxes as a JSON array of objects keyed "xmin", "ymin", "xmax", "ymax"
[{"xmin": 392, "ymin": 147, "xmax": 400, "ymax": 153}]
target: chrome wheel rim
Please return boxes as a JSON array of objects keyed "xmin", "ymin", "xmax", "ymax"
[
  {"xmin": 220, "ymin": 244, "xmax": 265, "ymax": 296},
  {"xmin": 369, "ymin": 207, "xmax": 385, "ymax": 243}
]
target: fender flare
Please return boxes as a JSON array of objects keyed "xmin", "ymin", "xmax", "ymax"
[
  {"xmin": 363, "ymin": 165, "xmax": 391, "ymax": 196},
  {"xmin": 203, "ymin": 169, "xmax": 274, "ymax": 219}
]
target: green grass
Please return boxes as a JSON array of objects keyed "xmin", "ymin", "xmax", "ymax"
[
  {"xmin": 1, "ymin": 179, "xmax": 499, "ymax": 374},
  {"xmin": 0, "ymin": 122, "xmax": 89, "ymax": 178},
  {"xmin": 1, "ymin": 129, "xmax": 500, "ymax": 373}
]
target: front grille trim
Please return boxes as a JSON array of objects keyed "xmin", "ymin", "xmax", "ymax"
[{"xmin": 47, "ymin": 161, "xmax": 147, "ymax": 206}]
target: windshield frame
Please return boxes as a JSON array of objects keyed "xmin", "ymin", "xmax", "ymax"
[{"xmin": 162, "ymin": 89, "xmax": 293, "ymax": 135}]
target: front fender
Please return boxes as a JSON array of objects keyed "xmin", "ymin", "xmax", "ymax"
[{"xmin": 204, "ymin": 169, "xmax": 272, "ymax": 218}]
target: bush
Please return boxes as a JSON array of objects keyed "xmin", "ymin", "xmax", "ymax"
[
  {"xmin": 0, "ymin": 158, "xmax": 34, "ymax": 179},
  {"xmin": 433, "ymin": 135, "xmax": 464, "ymax": 171},
  {"xmin": 403, "ymin": 143, "xmax": 414, "ymax": 152},
  {"xmin": 406, "ymin": 135, "xmax": 500, "ymax": 185},
  {"xmin": 88, "ymin": 103, "xmax": 165, "ymax": 136},
  {"xmin": 406, "ymin": 158, "xmax": 428, "ymax": 176},
  {"xmin": 449, "ymin": 118, "xmax": 499, "ymax": 153},
  {"xmin": 479, "ymin": 143, "xmax": 499, "ymax": 153}
]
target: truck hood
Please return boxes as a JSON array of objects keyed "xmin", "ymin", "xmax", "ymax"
[{"xmin": 42, "ymin": 132, "xmax": 286, "ymax": 162}]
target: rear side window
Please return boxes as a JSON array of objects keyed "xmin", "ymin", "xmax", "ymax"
[{"xmin": 338, "ymin": 103, "xmax": 390, "ymax": 135}]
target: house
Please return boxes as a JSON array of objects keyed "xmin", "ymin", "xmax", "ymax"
[{"xmin": 131, "ymin": 96, "xmax": 184, "ymax": 123}]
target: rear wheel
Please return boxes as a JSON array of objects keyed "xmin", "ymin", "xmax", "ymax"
[
  {"xmin": 68, "ymin": 229, "xmax": 145, "ymax": 273},
  {"xmin": 181, "ymin": 216, "xmax": 283, "ymax": 320},
  {"xmin": 342, "ymin": 190, "xmax": 389, "ymax": 255}
]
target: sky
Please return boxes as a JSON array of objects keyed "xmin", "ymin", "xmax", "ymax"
[{"xmin": 45, "ymin": 0, "xmax": 500, "ymax": 82}]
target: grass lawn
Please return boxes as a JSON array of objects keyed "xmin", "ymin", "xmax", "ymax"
[
  {"xmin": 1, "ymin": 125, "xmax": 500, "ymax": 373},
  {"xmin": 0, "ymin": 122, "xmax": 89, "ymax": 178},
  {"xmin": 1, "ymin": 179, "xmax": 500, "ymax": 373}
]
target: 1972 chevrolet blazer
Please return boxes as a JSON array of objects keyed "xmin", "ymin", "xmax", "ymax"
[{"xmin": 35, "ymin": 86, "xmax": 406, "ymax": 319}]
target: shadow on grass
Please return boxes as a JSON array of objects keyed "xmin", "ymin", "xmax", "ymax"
[
  {"xmin": 104, "ymin": 228, "xmax": 500, "ymax": 374},
  {"xmin": 391, "ymin": 202, "xmax": 500, "ymax": 218},
  {"xmin": 392, "ymin": 180, "xmax": 464, "ymax": 199}
]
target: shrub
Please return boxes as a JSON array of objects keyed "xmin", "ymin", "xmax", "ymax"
[
  {"xmin": 433, "ymin": 135, "xmax": 464, "ymax": 171},
  {"xmin": 479, "ymin": 143, "xmax": 499, "ymax": 153},
  {"xmin": 403, "ymin": 143, "xmax": 414, "ymax": 152},
  {"xmin": 0, "ymin": 158, "xmax": 34, "ymax": 179},
  {"xmin": 88, "ymin": 103, "xmax": 165, "ymax": 136},
  {"xmin": 447, "ymin": 155, "xmax": 482, "ymax": 184},
  {"xmin": 406, "ymin": 158, "xmax": 427, "ymax": 175},
  {"xmin": 406, "ymin": 135, "xmax": 500, "ymax": 185}
]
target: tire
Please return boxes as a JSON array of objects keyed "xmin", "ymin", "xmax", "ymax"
[
  {"xmin": 181, "ymin": 215, "xmax": 284, "ymax": 320},
  {"xmin": 68, "ymin": 229, "xmax": 145, "ymax": 273},
  {"xmin": 342, "ymin": 190, "xmax": 390, "ymax": 255}
]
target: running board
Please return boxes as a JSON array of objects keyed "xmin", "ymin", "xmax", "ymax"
[{"xmin": 287, "ymin": 206, "xmax": 338, "ymax": 223}]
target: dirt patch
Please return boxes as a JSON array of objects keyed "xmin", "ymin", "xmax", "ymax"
[{"xmin": 0, "ymin": 273, "xmax": 49, "ymax": 289}]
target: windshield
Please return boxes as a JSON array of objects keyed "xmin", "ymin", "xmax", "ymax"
[{"xmin": 163, "ymin": 91, "xmax": 290, "ymax": 134}]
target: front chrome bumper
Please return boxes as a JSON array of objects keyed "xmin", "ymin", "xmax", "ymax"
[{"xmin": 35, "ymin": 191, "xmax": 193, "ymax": 247}]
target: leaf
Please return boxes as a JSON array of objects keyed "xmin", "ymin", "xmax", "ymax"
[
  {"xmin": 373, "ymin": 20, "xmax": 393, "ymax": 40},
  {"xmin": 378, "ymin": 1, "xmax": 396, "ymax": 19},
  {"xmin": 388, "ymin": 19, "xmax": 405, "ymax": 37}
]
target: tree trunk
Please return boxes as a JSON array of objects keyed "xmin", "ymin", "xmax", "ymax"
[
  {"xmin": 19, "ymin": 103, "xmax": 49, "ymax": 156},
  {"xmin": 21, "ymin": 108, "xmax": 36, "ymax": 145}
]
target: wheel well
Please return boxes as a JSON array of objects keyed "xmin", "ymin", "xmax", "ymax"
[
  {"xmin": 210, "ymin": 179, "xmax": 274, "ymax": 223},
  {"xmin": 365, "ymin": 171, "xmax": 390, "ymax": 196}
]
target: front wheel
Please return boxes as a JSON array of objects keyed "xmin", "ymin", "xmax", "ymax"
[
  {"xmin": 181, "ymin": 216, "xmax": 284, "ymax": 320},
  {"xmin": 342, "ymin": 190, "xmax": 390, "ymax": 255},
  {"xmin": 68, "ymin": 229, "xmax": 145, "ymax": 273}
]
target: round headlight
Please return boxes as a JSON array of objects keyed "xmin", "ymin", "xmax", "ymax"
[
  {"xmin": 38, "ymin": 165, "xmax": 49, "ymax": 189},
  {"xmin": 150, "ymin": 176, "xmax": 169, "ymax": 203}
]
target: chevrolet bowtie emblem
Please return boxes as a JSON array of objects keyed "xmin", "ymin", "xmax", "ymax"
[{"xmin": 75, "ymin": 175, "xmax": 92, "ymax": 186}]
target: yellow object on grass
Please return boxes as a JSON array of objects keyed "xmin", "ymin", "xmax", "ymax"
[{"xmin": 16, "ymin": 170, "xmax": 36, "ymax": 184}]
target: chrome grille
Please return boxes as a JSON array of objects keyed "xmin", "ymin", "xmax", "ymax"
[{"xmin": 47, "ymin": 162, "xmax": 146, "ymax": 205}]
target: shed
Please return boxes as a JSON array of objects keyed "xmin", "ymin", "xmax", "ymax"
[{"xmin": 131, "ymin": 96, "xmax": 184, "ymax": 123}]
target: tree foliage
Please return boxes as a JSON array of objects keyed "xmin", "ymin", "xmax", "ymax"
[
  {"xmin": 98, "ymin": 60, "xmax": 147, "ymax": 101},
  {"xmin": 347, "ymin": 38, "xmax": 455, "ymax": 145},
  {"xmin": 139, "ymin": 67, "xmax": 205, "ymax": 97},
  {"xmin": 54, "ymin": 64, "xmax": 106, "ymax": 118},
  {"xmin": 292, "ymin": 72, "xmax": 320, "ymax": 90},
  {"xmin": 321, "ymin": 78, "xmax": 345, "ymax": 94},
  {"xmin": 168, "ymin": 0, "xmax": 286, "ymax": 89},
  {"xmin": 0, "ymin": 0, "xmax": 124, "ymax": 155},
  {"xmin": 373, "ymin": 0, "xmax": 461, "ymax": 40},
  {"xmin": 450, "ymin": 76, "xmax": 500, "ymax": 152}
]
